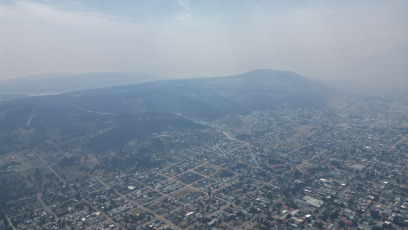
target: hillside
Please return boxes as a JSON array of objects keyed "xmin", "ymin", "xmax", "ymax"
[{"xmin": 0, "ymin": 69, "xmax": 374, "ymax": 154}]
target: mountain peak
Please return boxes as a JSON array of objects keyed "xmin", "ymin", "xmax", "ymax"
[{"xmin": 237, "ymin": 69, "xmax": 306, "ymax": 80}]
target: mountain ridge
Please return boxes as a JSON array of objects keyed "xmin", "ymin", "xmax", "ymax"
[
  {"xmin": 0, "ymin": 72, "xmax": 161, "ymax": 95},
  {"xmin": 0, "ymin": 69, "xmax": 392, "ymax": 154}
]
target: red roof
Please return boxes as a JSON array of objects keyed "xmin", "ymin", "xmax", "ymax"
[{"xmin": 400, "ymin": 184, "xmax": 408, "ymax": 189}]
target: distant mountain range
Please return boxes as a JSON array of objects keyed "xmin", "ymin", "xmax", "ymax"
[{"xmin": 0, "ymin": 72, "xmax": 160, "ymax": 95}]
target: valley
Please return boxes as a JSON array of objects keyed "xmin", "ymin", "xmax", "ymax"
[{"xmin": 0, "ymin": 70, "xmax": 407, "ymax": 229}]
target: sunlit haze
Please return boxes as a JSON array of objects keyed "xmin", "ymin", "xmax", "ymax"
[{"xmin": 0, "ymin": 0, "xmax": 407, "ymax": 86}]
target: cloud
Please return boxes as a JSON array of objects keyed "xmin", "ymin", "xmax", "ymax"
[
  {"xmin": 176, "ymin": 0, "xmax": 190, "ymax": 10},
  {"xmin": 175, "ymin": 0, "xmax": 192, "ymax": 22}
]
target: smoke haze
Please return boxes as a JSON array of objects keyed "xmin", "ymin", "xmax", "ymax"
[{"xmin": 1, "ymin": 0, "xmax": 407, "ymax": 87}]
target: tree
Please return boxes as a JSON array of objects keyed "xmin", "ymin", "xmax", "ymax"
[
  {"xmin": 370, "ymin": 210, "xmax": 380, "ymax": 220},
  {"xmin": 294, "ymin": 169, "xmax": 302, "ymax": 179},
  {"xmin": 315, "ymin": 221, "xmax": 324, "ymax": 229},
  {"xmin": 330, "ymin": 210, "xmax": 339, "ymax": 220},
  {"xmin": 393, "ymin": 215, "xmax": 406, "ymax": 227},
  {"xmin": 34, "ymin": 168, "xmax": 42, "ymax": 180}
]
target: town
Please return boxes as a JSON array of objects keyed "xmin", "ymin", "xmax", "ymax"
[{"xmin": 1, "ymin": 106, "xmax": 408, "ymax": 230}]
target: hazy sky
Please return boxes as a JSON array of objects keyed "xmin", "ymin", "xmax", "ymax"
[{"xmin": 1, "ymin": 0, "xmax": 407, "ymax": 85}]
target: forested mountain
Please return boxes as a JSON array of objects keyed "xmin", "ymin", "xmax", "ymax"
[{"xmin": 0, "ymin": 69, "xmax": 381, "ymax": 154}]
